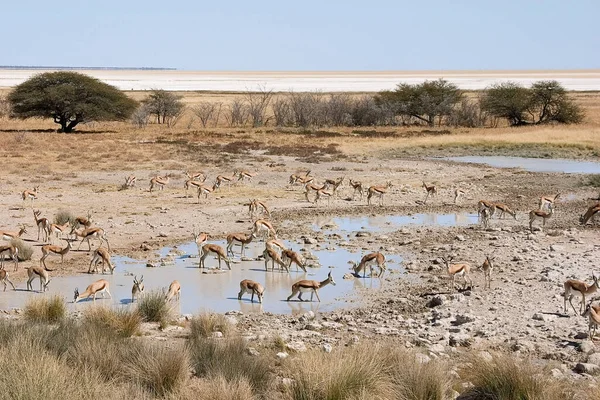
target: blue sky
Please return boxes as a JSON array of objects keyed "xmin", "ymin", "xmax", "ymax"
[{"xmin": 2, "ymin": 0, "xmax": 598, "ymax": 70}]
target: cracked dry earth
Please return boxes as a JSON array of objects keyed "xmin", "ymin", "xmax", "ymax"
[{"xmin": 2, "ymin": 155, "xmax": 600, "ymax": 380}]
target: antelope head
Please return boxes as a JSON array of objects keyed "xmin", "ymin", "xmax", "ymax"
[{"xmin": 73, "ymin": 288, "xmax": 80, "ymax": 302}]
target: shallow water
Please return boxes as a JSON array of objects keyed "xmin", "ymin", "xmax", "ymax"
[
  {"xmin": 313, "ymin": 213, "xmax": 479, "ymax": 233},
  {"xmin": 0, "ymin": 240, "xmax": 402, "ymax": 315},
  {"xmin": 444, "ymin": 156, "xmax": 600, "ymax": 174}
]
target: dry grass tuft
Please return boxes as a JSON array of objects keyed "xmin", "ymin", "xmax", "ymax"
[
  {"xmin": 185, "ymin": 376, "xmax": 256, "ymax": 400},
  {"xmin": 137, "ymin": 289, "xmax": 173, "ymax": 328},
  {"xmin": 83, "ymin": 306, "xmax": 142, "ymax": 337},
  {"xmin": 54, "ymin": 208, "xmax": 75, "ymax": 225},
  {"xmin": 11, "ymin": 237, "xmax": 33, "ymax": 261},
  {"xmin": 459, "ymin": 353, "xmax": 573, "ymax": 400},
  {"xmin": 190, "ymin": 313, "xmax": 232, "ymax": 338},
  {"xmin": 389, "ymin": 350, "xmax": 453, "ymax": 400},
  {"xmin": 24, "ymin": 295, "xmax": 66, "ymax": 323},
  {"xmin": 188, "ymin": 336, "xmax": 271, "ymax": 395}
]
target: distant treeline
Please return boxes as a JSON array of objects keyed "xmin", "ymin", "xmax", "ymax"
[{"xmin": 0, "ymin": 66, "xmax": 176, "ymax": 70}]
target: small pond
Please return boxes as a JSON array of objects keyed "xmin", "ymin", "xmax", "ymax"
[{"xmin": 443, "ymin": 156, "xmax": 600, "ymax": 174}]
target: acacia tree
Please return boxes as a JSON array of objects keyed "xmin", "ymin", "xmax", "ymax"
[
  {"xmin": 8, "ymin": 71, "xmax": 137, "ymax": 132},
  {"xmin": 142, "ymin": 89, "xmax": 185, "ymax": 125},
  {"xmin": 480, "ymin": 82, "xmax": 531, "ymax": 126},
  {"xmin": 376, "ymin": 79, "xmax": 463, "ymax": 126}
]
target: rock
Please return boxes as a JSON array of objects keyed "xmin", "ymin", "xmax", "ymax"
[
  {"xmin": 247, "ymin": 347, "xmax": 260, "ymax": 356},
  {"xmin": 550, "ymin": 368, "xmax": 564, "ymax": 379},
  {"xmin": 427, "ymin": 295, "xmax": 445, "ymax": 308},
  {"xmin": 303, "ymin": 237, "xmax": 317, "ymax": 245},
  {"xmin": 574, "ymin": 332, "xmax": 589, "ymax": 340},
  {"xmin": 579, "ymin": 340, "xmax": 596, "ymax": 354},
  {"xmin": 449, "ymin": 334, "xmax": 473, "ymax": 347},
  {"xmin": 455, "ymin": 235, "xmax": 466, "ymax": 242},
  {"xmin": 356, "ymin": 231, "xmax": 371, "ymax": 237},
  {"xmin": 146, "ymin": 262, "xmax": 158, "ymax": 268},
  {"xmin": 550, "ymin": 244, "xmax": 564, "ymax": 252},
  {"xmin": 532, "ymin": 313, "xmax": 557, "ymax": 322},
  {"xmin": 343, "ymin": 273, "xmax": 355, "ymax": 279},
  {"xmin": 415, "ymin": 353, "xmax": 431, "ymax": 364},
  {"xmin": 281, "ymin": 378, "xmax": 293, "ymax": 386},
  {"xmin": 299, "ymin": 311, "xmax": 316, "ymax": 322},
  {"xmin": 286, "ymin": 341, "xmax": 307, "ymax": 353},
  {"xmin": 321, "ymin": 321, "xmax": 344, "ymax": 330},
  {"xmin": 305, "ymin": 323, "xmax": 323, "ymax": 331},
  {"xmin": 588, "ymin": 353, "xmax": 600, "ymax": 366},
  {"xmin": 429, "ymin": 343, "xmax": 445, "ymax": 353},
  {"xmin": 452, "ymin": 314, "xmax": 475, "ymax": 326},
  {"xmin": 212, "ymin": 331, "xmax": 223, "ymax": 338},
  {"xmin": 276, "ymin": 352, "xmax": 289, "ymax": 360},
  {"xmin": 322, "ymin": 343, "xmax": 333, "ymax": 353},
  {"xmin": 574, "ymin": 363, "xmax": 600, "ymax": 374},
  {"xmin": 158, "ymin": 232, "xmax": 168, "ymax": 238},
  {"xmin": 374, "ymin": 327, "xmax": 399, "ymax": 335}
]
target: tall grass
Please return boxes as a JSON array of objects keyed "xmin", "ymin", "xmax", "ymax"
[
  {"xmin": 11, "ymin": 237, "xmax": 33, "ymax": 261},
  {"xmin": 185, "ymin": 376, "xmax": 255, "ymax": 400},
  {"xmin": 389, "ymin": 351, "xmax": 453, "ymax": 400},
  {"xmin": 24, "ymin": 295, "xmax": 66, "ymax": 323},
  {"xmin": 190, "ymin": 312, "xmax": 231, "ymax": 338},
  {"xmin": 188, "ymin": 336, "xmax": 271, "ymax": 395},
  {"xmin": 137, "ymin": 289, "xmax": 173, "ymax": 328},
  {"xmin": 83, "ymin": 306, "xmax": 142, "ymax": 338},
  {"xmin": 54, "ymin": 208, "xmax": 75, "ymax": 225},
  {"xmin": 459, "ymin": 353, "xmax": 573, "ymax": 400}
]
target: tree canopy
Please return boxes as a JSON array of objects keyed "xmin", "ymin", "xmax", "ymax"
[{"xmin": 8, "ymin": 71, "xmax": 138, "ymax": 132}]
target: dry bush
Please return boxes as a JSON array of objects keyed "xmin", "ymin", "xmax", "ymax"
[
  {"xmin": 285, "ymin": 345, "xmax": 394, "ymax": 400},
  {"xmin": 123, "ymin": 342, "xmax": 189, "ymax": 397},
  {"xmin": 11, "ymin": 237, "xmax": 33, "ymax": 261},
  {"xmin": 137, "ymin": 289, "xmax": 173, "ymax": 328},
  {"xmin": 190, "ymin": 313, "xmax": 232, "ymax": 338},
  {"xmin": 54, "ymin": 208, "xmax": 75, "ymax": 225},
  {"xmin": 388, "ymin": 350, "xmax": 453, "ymax": 400},
  {"xmin": 184, "ymin": 376, "xmax": 256, "ymax": 400},
  {"xmin": 0, "ymin": 335, "xmax": 109, "ymax": 400},
  {"xmin": 188, "ymin": 336, "xmax": 271, "ymax": 394},
  {"xmin": 458, "ymin": 353, "xmax": 573, "ymax": 400},
  {"xmin": 24, "ymin": 295, "xmax": 66, "ymax": 323},
  {"xmin": 83, "ymin": 306, "xmax": 142, "ymax": 338}
]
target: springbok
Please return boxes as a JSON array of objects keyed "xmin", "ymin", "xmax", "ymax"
[
  {"xmin": 26, "ymin": 265, "xmax": 53, "ymax": 292},
  {"xmin": 199, "ymin": 244, "xmax": 231, "ymax": 270},
  {"xmin": 478, "ymin": 255, "xmax": 495, "ymax": 289},
  {"xmin": 286, "ymin": 271, "xmax": 336, "ymax": 302},
  {"xmin": 74, "ymin": 279, "xmax": 111, "ymax": 303},
  {"xmin": 132, "ymin": 275, "xmax": 144, "ymax": 302},
  {"xmin": 0, "ymin": 243, "xmax": 19, "ymax": 272},
  {"xmin": 252, "ymin": 219, "xmax": 277, "ymax": 240},
  {"xmin": 165, "ymin": 280, "xmax": 181, "ymax": 301},
  {"xmin": 263, "ymin": 247, "xmax": 288, "ymax": 272},
  {"xmin": 422, "ymin": 181, "xmax": 437, "ymax": 204},
  {"xmin": 350, "ymin": 252, "xmax": 386, "ymax": 278},
  {"xmin": 238, "ymin": 279, "xmax": 264, "ymax": 303},
  {"xmin": 88, "ymin": 247, "xmax": 114, "ymax": 274},
  {"xmin": 441, "ymin": 256, "xmax": 472, "ymax": 291},
  {"xmin": 564, "ymin": 274, "xmax": 599, "ymax": 315},
  {"xmin": 0, "ymin": 269, "xmax": 16, "ymax": 291},
  {"xmin": 367, "ymin": 181, "xmax": 392, "ymax": 206},
  {"xmin": 40, "ymin": 240, "xmax": 71, "ymax": 270}
]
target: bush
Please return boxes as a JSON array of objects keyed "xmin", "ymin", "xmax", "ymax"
[
  {"xmin": 123, "ymin": 342, "xmax": 189, "ymax": 397},
  {"xmin": 10, "ymin": 237, "xmax": 33, "ymax": 261},
  {"xmin": 190, "ymin": 313, "xmax": 232, "ymax": 338},
  {"xmin": 188, "ymin": 337, "xmax": 271, "ymax": 394},
  {"xmin": 24, "ymin": 295, "xmax": 66, "ymax": 323},
  {"xmin": 137, "ymin": 290, "xmax": 173, "ymax": 328},
  {"xmin": 54, "ymin": 208, "xmax": 75, "ymax": 225},
  {"xmin": 286, "ymin": 346, "xmax": 394, "ymax": 400},
  {"xmin": 389, "ymin": 350, "xmax": 453, "ymax": 400},
  {"xmin": 459, "ymin": 353, "xmax": 572, "ymax": 400},
  {"xmin": 83, "ymin": 306, "xmax": 142, "ymax": 338}
]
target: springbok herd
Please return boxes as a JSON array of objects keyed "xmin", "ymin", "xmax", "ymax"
[{"xmin": 4, "ymin": 168, "xmax": 600, "ymax": 336}]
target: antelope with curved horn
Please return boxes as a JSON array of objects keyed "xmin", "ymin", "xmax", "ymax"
[
  {"xmin": 0, "ymin": 226, "xmax": 27, "ymax": 242},
  {"xmin": 314, "ymin": 188, "xmax": 333, "ymax": 206},
  {"xmin": 199, "ymin": 244, "xmax": 231, "ymax": 270},
  {"xmin": 480, "ymin": 207, "xmax": 492, "ymax": 229},
  {"xmin": 282, "ymin": 249, "xmax": 308, "ymax": 273},
  {"xmin": 580, "ymin": 203, "xmax": 600, "ymax": 226},
  {"xmin": 0, "ymin": 243, "xmax": 18, "ymax": 272},
  {"xmin": 48, "ymin": 222, "xmax": 70, "ymax": 243},
  {"xmin": 477, "ymin": 200, "xmax": 496, "ymax": 220},
  {"xmin": 165, "ymin": 280, "xmax": 181, "ymax": 301},
  {"xmin": 441, "ymin": 256, "xmax": 472, "ymax": 291},
  {"xmin": 529, "ymin": 203, "xmax": 554, "ymax": 232},
  {"xmin": 40, "ymin": 240, "xmax": 71, "ymax": 270},
  {"xmin": 582, "ymin": 301, "xmax": 600, "ymax": 340},
  {"xmin": 248, "ymin": 199, "xmax": 271, "ymax": 219},
  {"xmin": 539, "ymin": 192, "xmax": 560, "ymax": 211},
  {"xmin": 453, "ymin": 188, "xmax": 466, "ymax": 204},
  {"xmin": 564, "ymin": 274, "xmax": 599, "ymax": 315},
  {"xmin": 422, "ymin": 181, "xmax": 437, "ymax": 204},
  {"xmin": 74, "ymin": 279, "xmax": 111, "ymax": 303},
  {"xmin": 124, "ymin": 175, "xmax": 136, "ymax": 188},
  {"xmin": 214, "ymin": 174, "xmax": 234, "ymax": 190},
  {"xmin": 72, "ymin": 227, "xmax": 110, "ymax": 251},
  {"xmin": 367, "ymin": 181, "xmax": 393, "ymax": 206},
  {"xmin": 492, "ymin": 203, "xmax": 517, "ymax": 220},
  {"xmin": 132, "ymin": 275, "xmax": 144, "ymax": 302},
  {"xmin": 27, "ymin": 265, "xmax": 53, "ymax": 292},
  {"xmin": 304, "ymin": 183, "xmax": 326, "ymax": 203},
  {"xmin": 193, "ymin": 230, "xmax": 208, "ymax": 252},
  {"xmin": 149, "ymin": 175, "xmax": 169, "ymax": 192},
  {"xmin": 33, "ymin": 209, "xmax": 50, "ymax": 242},
  {"xmin": 234, "ymin": 169, "xmax": 255, "ymax": 182},
  {"xmin": 286, "ymin": 271, "xmax": 336, "ymax": 302},
  {"xmin": 349, "ymin": 179, "xmax": 364, "ymax": 201},
  {"xmin": 252, "ymin": 219, "xmax": 277, "ymax": 240},
  {"xmin": 197, "ymin": 183, "xmax": 217, "ymax": 202},
  {"xmin": 226, "ymin": 231, "xmax": 256, "ymax": 257},
  {"xmin": 185, "ymin": 171, "xmax": 205, "ymax": 181},
  {"xmin": 478, "ymin": 255, "xmax": 495, "ymax": 289},
  {"xmin": 324, "ymin": 176, "xmax": 344, "ymax": 197},
  {"xmin": 263, "ymin": 247, "xmax": 288, "ymax": 272},
  {"xmin": 238, "ymin": 279, "xmax": 264, "ymax": 303},
  {"xmin": 350, "ymin": 252, "xmax": 386, "ymax": 278},
  {"xmin": 21, "ymin": 186, "xmax": 39, "ymax": 207},
  {"xmin": 266, "ymin": 239, "xmax": 287, "ymax": 252},
  {"xmin": 0, "ymin": 269, "xmax": 16, "ymax": 291},
  {"xmin": 88, "ymin": 247, "xmax": 114, "ymax": 274}
]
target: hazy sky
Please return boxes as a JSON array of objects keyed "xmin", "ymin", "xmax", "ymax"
[{"xmin": 2, "ymin": 0, "xmax": 598, "ymax": 70}]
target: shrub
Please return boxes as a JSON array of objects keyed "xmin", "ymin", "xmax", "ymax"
[
  {"xmin": 388, "ymin": 350, "xmax": 453, "ymax": 400},
  {"xmin": 459, "ymin": 353, "xmax": 572, "ymax": 400},
  {"xmin": 190, "ymin": 313, "xmax": 231, "ymax": 338},
  {"xmin": 83, "ymin": 306, "xmax": 142, "ymax": 338},
  {"xmin": 137, "ymin": 290, "xmax": 172, "ymax": 328},
  {"xmin": 54, "ymin": 208, "xmax": 75, "ymax": 225},
  {"xmin": 10, "ymin": 237, "xmax": 33, "ymax": 261},
  {"xmin": 123, "ymin": 342, "xmax": 189, "ymax": 397},
  {"xmin": 188, "ymin": 337, "xmax": 271, "ymax": 394},
  {"xmin": 285, "ymin": 346, "xmax": 394, "ymax": 400},
  {"xmin": 24, "ymin": 295, "xmax": 66, "ymax": 323}
]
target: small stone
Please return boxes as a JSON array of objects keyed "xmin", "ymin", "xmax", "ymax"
[
  {"xmin": 158, "ymin": 232, "xmax": 168, "ymax": 238},
  {"xmin": 356, "ymin": 231, "xmax": 371, "ymax": 237},
  {"xmin": 286, "ymin": 341, "xmax": 307, "ymax": 353},
  {"xmin": 588, "ymin": 353, "xmax": 600, "ymax": 366},
  {"xmin": 276, "ymin": 352, "xmax": 289, "ymax": 360},
  {"xmin": 455, "ymin": 235, "xmax": 466, "ymax": 242},
  {"xmin": 247, "ymin": 347, "xmax": 260, "ymax": 356},
  {"xmin": 575, "ymin": 362, "xmax": 600, "ymax": 375},
  {"xmin": 212, "ymin": 331, "xmax": 223, "ymax": 338},
  {"xmin": 427, "ymin": 295, "xmax": 445, "ymax": 308},
  {"xmin": 322, "ymin": 343, "xmax": 333, "ymax": 353},
  {"xmin": 579, "ymin": 340, "xmax": 596, "ymax": 354}
]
